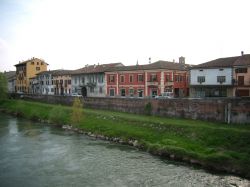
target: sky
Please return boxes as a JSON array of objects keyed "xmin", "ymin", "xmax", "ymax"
[{"xmin": 0, "ymin": 0, "xmax": 249, "ymax": 72}]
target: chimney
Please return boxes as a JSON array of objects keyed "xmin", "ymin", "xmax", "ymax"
[
  {"xmin": 149, "ymin": 57, "xmax": 151, "ymax": 64},
  {"xmin": 241, "ymin": 51, "xmax": 244, "ymax": 56},
  {"xmin": 179, "ymin": 56, "xmax": 185, "ymax": 64}
]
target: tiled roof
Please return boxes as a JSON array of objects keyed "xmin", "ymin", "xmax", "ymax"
[
  {"xmin": 36, "ymin": 69, "xmax": 73, "ymax": 76},
  {"xmin": 4, "ymin": 71, "xmax": 16, "ymax": 79},
  {"xmin": 72, "ymin": 63, "xmax": 124, "ymax": 75},
  {"xmin": 234, "ymin": 54, "xmax": 250, "ymax": 66},
  {"xmin": 192, "ymin": 54, "xmax": 250, "ymax": 69},
  {"xmin": 107, "ymin": 60, "xmax": 191, "ymax": 72}
]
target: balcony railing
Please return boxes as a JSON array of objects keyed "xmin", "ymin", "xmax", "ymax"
[
  {"xmin": 87, "ymin": 82, "xmax": 97, "ymax": 87},
  {"xmin": 147, "ymin": 81, "xmax": 158, "ymax": 86},
  {"xmin": 165, "ymin": 81, "xmax": 174, "ymax": 86}
]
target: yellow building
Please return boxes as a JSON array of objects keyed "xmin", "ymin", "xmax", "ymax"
[{"xmin": 15, "ymin": 57, "xmax": 48, "ymax": 93}]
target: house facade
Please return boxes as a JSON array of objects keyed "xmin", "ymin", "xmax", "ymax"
[
  {"xmin": 71, "ymin": 63, "xmax": 123, "ymax": 97},
  {"xmin": 15, "ymin": 57, "xmax": 48, "ymax": 93},
  {"xmin": 106, "ymin": 57, "xmax": 190, "ymax": 98},
  {"xmin": 190, "ymin": 53, "xmax": 250, "ymax": 97},
  {"xmin": 4, "ymin": 71, "xmax": 16, "ymax": 93},
  {"xmin": 233, "ymin": 54, "xmax": 250, "ymax": 96},
  {"xmin": 52, "ymin": 70, "xmax": 73, "ymax": 95},
  {"xmin": 31, "ymin": 70, "xmax": 55, "ymax": 95}
]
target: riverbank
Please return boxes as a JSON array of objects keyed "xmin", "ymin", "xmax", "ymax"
[{"xmin": 1, "ymin": 99, "xmax": 250, "ymax": 179}]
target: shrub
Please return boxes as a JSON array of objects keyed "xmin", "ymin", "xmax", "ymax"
[
  {"xmin": 71, "ymin": 97, "xmax": 83, "ymax": 126},
  {"xmin": 144, "ymin": 102, "xmax": 152, "ymax": 115}
]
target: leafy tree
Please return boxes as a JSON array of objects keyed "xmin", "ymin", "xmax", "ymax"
[
  {"xmin": 71, "ymin": 97, "xmax": 83, "ymax": 126},
  {"xmin": 0, "ymin": 72, "xmax": 7, "ymax": 100}
]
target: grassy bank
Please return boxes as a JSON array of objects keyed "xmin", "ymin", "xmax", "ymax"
[{"xmin": 1, "ymin": 99, "xmax": 250, "ymax": 178}]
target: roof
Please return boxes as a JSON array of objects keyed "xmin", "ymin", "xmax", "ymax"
[
  {"xmin": 192, "ymin": 54, "xmax": 250, "ymax": 69},
  {"xmin": 234, "ymin": 54, "xmax": 250, "ymax": 66},
  {"xmin": 72, "ymin": 63, "xmax": 124, "ymax": 75},
  {"xmin": 4, "ymin": 71, "xmax": 16, "ymax": 79},
  {"xmin": 36, "ymin": 69, "xmax": 73, "ymax": 76},
  {"xmin": 107, "ymin": 60, "xmax": 191, "ymax": 72},
  {"xmin": 15, "ymin": 57, "xmax": 48, "ymax": 66}
]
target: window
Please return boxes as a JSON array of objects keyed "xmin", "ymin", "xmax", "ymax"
[
  {"xmin": 129, "ymin": 89, "xmax": 134, "ymax": 97},
  {"xmin": 199, "ymin": 69, "xmax": 203, "ymax": 72},
  {"xmin": 197, "ymin": 76, "xmax": 205, "ymax": 83},
  {"xmin": 36, "ymin": 67, "xmax": 40, "ymax": 71},
  {"xmin": 138, "ymin": 74, "xmax": 143, "ymax": 82},
  {"xmin": 90, "ymin": 87, "xmax": 94, "ymax": 93},
  {"xmin": 217, "ymin": 76, "xmax": 226, "ymax": 83},
  {"xmin": 68, "ymin": 80, "xmax": 71, "ymax": 85},
  {"xmin": 138, "ymin": 90, "xmax": 143, "ymax": 97},
  {"xmin": 82, "ymin": 77, "xmax": 85, "ymax": 84},
  {"xmin": 219, "ymin": 69, "xmax": 224, "ymax": 71},
  {"xmin": 37, "ymin": 62, "xmax": 39, "ymax": 65},
  {"xmin": 129, "ymin": 75, "xmax": 133, "ymax": 83},
  {"xmin": 74, "ymin": 77, "xmax": 77, "ymax": 84},
  {"xmin": 235, "ymin": 68, "xmax": 247, "ymax": 73},
  {"xmin": 150, "ymin": 74, "xmax": 157, "ymax": 81},
  {"xmin": 238, "ymin": 76, "xmax": 244, "ymax": 86},
  {"xmin": 31, "ymin": 62, "xmax": 34, "ymax": 65},
  {"xmin": 99, "ymin": 87, "xmax": 103, "ymax": 94},
  {"xmin": 98, "ymin": 76, "xmax": 103, "ymax": 83},
  {"xmin": 109, "ymin": 75, "xmax": 115, "ymax": 83},
  {"xmin": 109, "ymin": 88, "xmax": 115, "ymax": 96},
  {"xmin": 51, "ymin": 88, "xmax": 54, "ymax": 92},
  {"xmin": 41, "ymin": 62, "xmax": 44, "ymax": 65},
  {"xmin": 120, "ymin": 75, "xmax": 125, "ymax": 83},
  {"xmin": 175, "ymin": 75, "xmax": 183, "ymax": 82},
  {"xmin": 120, "ymin": 88, "xmax": 126, "ymax": 97},
  {"xmin": 166, "ymin": 74, "xmax": 172, "ymax": 82}
]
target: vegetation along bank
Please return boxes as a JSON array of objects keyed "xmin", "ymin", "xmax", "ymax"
[{"xmin": 0, "ymin": 99, "xmax": 250, "ymax": 179}]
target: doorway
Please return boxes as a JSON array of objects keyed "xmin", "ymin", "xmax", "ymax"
[{"xmin": 81, "ymin": 87, "xmax": 87, "ymax": 97}]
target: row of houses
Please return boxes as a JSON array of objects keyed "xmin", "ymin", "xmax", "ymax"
[{"xmin": 4, "ymin": 52, "xmax": 250, "ymax": 98}]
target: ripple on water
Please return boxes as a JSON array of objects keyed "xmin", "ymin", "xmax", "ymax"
[{"xmin": 0, "ymin": 114, "xmax": 249, "ymax": 187}]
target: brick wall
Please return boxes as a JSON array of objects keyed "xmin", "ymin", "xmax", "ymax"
[{"xmin": 24, "ymin": 94, "xmax": 250, "ymax": 124}]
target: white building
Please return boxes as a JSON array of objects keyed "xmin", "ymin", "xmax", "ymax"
[
  {"xmin": 190, "ymin": 56, "xmax": 237, "ymax": 97},
  {"xmin": 71, "ymin": 63, "xmax": 123, "ymax": 97}
]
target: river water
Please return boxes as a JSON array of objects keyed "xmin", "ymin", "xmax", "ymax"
[{"xmin": 0, "ymin": 114, "xmax": 249, "ymax": 187}]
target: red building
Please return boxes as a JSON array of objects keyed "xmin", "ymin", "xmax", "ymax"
[{"xmin": 105, "ymin": 57, "xmax": 190, "ymax": 98}]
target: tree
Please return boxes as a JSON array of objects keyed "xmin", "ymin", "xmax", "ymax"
[
  {"xmin": 71, "ymin": 97, "xmax": 83, "ymax": 126},
  {"xmin": 0, "ymin": 72, "xmax": 7, "ymax": 100}
]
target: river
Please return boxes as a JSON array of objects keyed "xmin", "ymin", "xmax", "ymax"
[{"xmin": 0, "ymin": 113, "xmax": 249, "ymax": 187}]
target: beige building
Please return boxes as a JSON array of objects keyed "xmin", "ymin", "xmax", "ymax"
[
  {"xmin": 233, "ymin": 54, "xmax": 250, "ymax": 96},
  {"xmin": 52, "ymin": 70, "xmax": 73, "ymax": 95},
  {"xmin": 15, "ymin": 57, "xmax": 48, "ymax": 93}
]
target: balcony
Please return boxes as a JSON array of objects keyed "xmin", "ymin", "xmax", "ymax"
[
  {"xmin": 87, "ymin": 82, "xmax": 97, "ymax": 87},
  {"xmin": 147, "ymin": 81, "xmax": 158, "ymax": 86},
  {"xmin": 165, "ymin": 81, "xmax": 174, "ymax": 86}
]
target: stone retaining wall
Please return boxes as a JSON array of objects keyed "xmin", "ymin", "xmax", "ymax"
[{"xmin": 23, "ymin": 94, "xmax": 250, "ymax": 124}]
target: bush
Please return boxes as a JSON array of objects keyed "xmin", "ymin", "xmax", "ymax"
[
  {"xmin": 144, "ymin": 102, "xmax": 152, "ymax": 115},
  {"xmin": 71, "ymin": 97, "xmax": 83, "ymax": 126}
]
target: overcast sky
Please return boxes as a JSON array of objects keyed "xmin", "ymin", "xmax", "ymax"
[{"xmin": 0, "ymin": 0, "xmax": 249, "ymax": 71}]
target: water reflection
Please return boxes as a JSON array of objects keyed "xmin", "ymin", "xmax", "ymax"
[{"xmin": 0, "ymin": 113, "xmax": 249, "ymax": 187}]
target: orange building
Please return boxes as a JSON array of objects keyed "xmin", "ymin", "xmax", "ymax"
[{"xmin": 15, "ymin": 57, "xmax": 48, "ymax": 93}]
